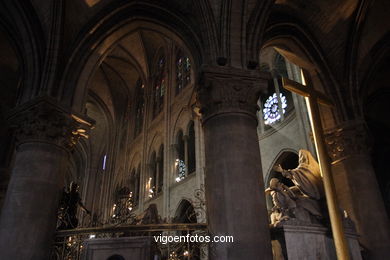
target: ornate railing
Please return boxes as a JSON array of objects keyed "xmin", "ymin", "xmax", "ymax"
[{"xmin": 51, "ymin": 223, "xmax": 208, "ymax": 260}]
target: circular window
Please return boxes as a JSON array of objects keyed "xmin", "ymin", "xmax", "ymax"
[{"xmin": 263, "ymin": 93, "xmax": 287, "ymax": 125}]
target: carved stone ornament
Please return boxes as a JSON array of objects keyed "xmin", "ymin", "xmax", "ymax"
[
  {"xmin": 324, "ymin": 121, "xmax": 371, "ymax": 163},
  {"xmin": 8, "ymin": 97, "xmax": 93, "ymax": 150},
  {"xmin": 196, "ymin": 66, "xmax": 270, "ymax": 122}
]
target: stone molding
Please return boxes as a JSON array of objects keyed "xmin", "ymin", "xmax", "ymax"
[
  {"xmin": 196, "ymin": 66, "xmax": 270, "ymax": 123},
  {"xmin": 324, "ymin": 121, "xmax": 371, "ymax": 164},
  {"xmin": 8, "ymin": 97, "xmax": 93, "ymax": 150}
]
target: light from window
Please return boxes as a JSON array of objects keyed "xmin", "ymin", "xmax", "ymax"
[
  {"xmin": 148, "ymin": 177, "xmax": 154, "ymax": 198},
  {"xmin": 102, "ymin": 155, "xmax": 107, "ymax": 170},
  {"xmin": 263, "ymin": 93, "xmax": 287, "ymax": 125},
  {"xmin": 176, "ymin": 54, "xmax": 191, "ymax": 94},
  {"xmin": 175, "ymin": 159, "xmax": 186, "ymax": 182}
]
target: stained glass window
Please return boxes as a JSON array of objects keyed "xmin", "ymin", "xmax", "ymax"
[
  {"xmin": 263, "ymin": 93, "xmax": 287, "ymax": 125},
  {"xmin": 176, "ymin": 50, "xmax": 191, "ymax": 95},
  {"xmin": 175, "ymin": 159, "xmax": 187, "ymax": 182},
  {"xmin": 153, "ymin": 55, "xmax": 166, "ymax": 117},
  {"xmin": 134, "ymin": 78, "xmax": 144, "ymax": 137},
  {"xmin": 175, "ymin": 130, "xmax": 187, "ymax": 182}
]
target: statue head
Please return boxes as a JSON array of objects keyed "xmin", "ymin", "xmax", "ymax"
[
  {"xmin": 298, "ymin": 149, "xmax": 321, "ymax": 178},
  {"xmin": 265, "ymin": 178, "xmax": 282, "ymax": 194},
  {"xmin": 269, "ymin": 178, "xmax": 281, "ymax": 189},
  {"xmin": 70, "ymin": 182, "xmax": 79, "ymax": 192}
]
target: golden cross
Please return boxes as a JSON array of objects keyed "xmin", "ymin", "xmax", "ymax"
[{"xmin": 282, "ymin": 77, "xmax": 350, "ymax": 260}]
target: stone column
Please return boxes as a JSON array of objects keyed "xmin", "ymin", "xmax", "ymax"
[
  {"xmin": 325, "ymin": 121, "xmax": 390, "ymax": 260},
  {"xmin": 156, "ymin": 156, "xmax": 161, "ymax": 193},
  {"xmin": 197, "ymin": 66, "xmax": 272, "ymax": 260},
  {"xmin": 0, "ymin": 98, "xmax": 90, "ymax": 259}
]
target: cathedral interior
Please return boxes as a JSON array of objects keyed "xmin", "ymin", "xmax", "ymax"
[{"xmin": 0, "ymin": 0, "xmax": 389, "ymax": 259}]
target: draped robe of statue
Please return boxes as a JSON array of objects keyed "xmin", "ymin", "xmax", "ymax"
[{"xmin": 281, "ymin": 149, "xmax": 324, "ymax": 200}]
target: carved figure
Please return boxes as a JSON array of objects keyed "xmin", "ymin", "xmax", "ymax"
[
  {"xmin": 266, "ymin": 178, "xmax": 322, "ymax": 226},
  {"xmin": 273, "ymin": 149, "xmax": 324, "ymax": 200},
  {"xmin": 57, "ymin": 182, "xmax": 90, "ymax": 230},
  {"xmin": 265, "ymin": 178, "xmax": 296, "ymax": 226},
  {"xmin": 266, "ymin": 150, "xmax": 327, "ymax": 226}
]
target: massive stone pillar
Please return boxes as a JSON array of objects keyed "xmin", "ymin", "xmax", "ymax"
[
  {"xmin": 325, "ymin": 121, "xmax": 390, "ymax": 260},
  {"xmin": 0, "ymin": 98, "xmax": 89, "ymax": 259},
  {"xmin": 197, "ymin": 66, "xmax": 272, "ymax": 260}
]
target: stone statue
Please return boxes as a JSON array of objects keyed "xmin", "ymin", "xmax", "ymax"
[
  {"xmin": 266, "ymin": 178, "xmax": 323, "ymax": 227},
  {"xmin": 265, "ymin": 178, "xmax": 296, "ymax": 227},
  {"xmin": 57, "ymin": 182, "xmax": 90, "ymax": 230},
  {"xmin": 267, "ymin": 150, "xmax": 325, "ymax": 226},
  {"xmin": 273, "ymin": 149, "xmax": 324, "ymax": 200}
]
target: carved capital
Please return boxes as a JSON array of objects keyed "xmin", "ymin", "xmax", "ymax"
[
  {"xmin": 324, "ymin": 121, "xmax": 371, "ymax": 163},
  {"xmin": 8, "ymin": 97, "xmax": 93, "ymax": 150},
  {"xmin": 196, "ymin": 66, "xmax": 269, "ymax": 122}
]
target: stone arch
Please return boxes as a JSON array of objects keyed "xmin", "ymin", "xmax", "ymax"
[
  {"xmin": 146, "ymin": 132, "xmax": 163, "ymax": 161},
  {"xmin": 128, "ymin": 152, "xmax": 141, "ymax": 174},
  {"xmin": 174, "ymin": 199, "xmax": 197, "ymax": 224},
  {"xmin": 0, "ymin": 1, "xmax": 44, "ymax": 102},
  {"xmin": 171, "ymin": 106, "xmax": 193, "ymax": 139},
  {"xmin": 264, "ymin": 149, "xmax": 299, "ymax": 210},
  {"xmin": 59, "ymin": 3, "xmax": 204, "ymax": 111},
  {"xmin": 265, "ymin": 149, "xmax": 298, "ymax": 186},
  {"xmin": 261, "ymin": 21, "xmax": 346, "ymax": 127}
]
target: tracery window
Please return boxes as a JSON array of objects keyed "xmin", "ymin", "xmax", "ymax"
[
  {"xmin": 134, "ymin": 78, "xmax": 144, "ymax": 137},
  {"xmin": 129, "ymin": 167, "xmax": 140, "ymax": 210},
  {"xmin": 148, "ymin": 146, "xmax": 164, "ymax": 198},
  {"xmin": 129, "ymin": 168, "xmax": 140, "ymax": 207},
  {"xmin": 259, "ymin": 53, "xmax": 294, "ymax": 127},
  {"xmin": 175, "ymin": 50, "xmax": 191, "ymax": 95},
  {"xmin": 148, "ymin": 152, "xmax": 157, "ymax": 198},
  {"xmin": 153, "ymin": 55, "xmax": 166, "ymax": 117},
  {"xmin": 175, "ymin": 130, "xmax": 186, "ymax": 182},
  {"xmin": 263, "ymin": 93, "xmax": 288, "ymax": 125}
]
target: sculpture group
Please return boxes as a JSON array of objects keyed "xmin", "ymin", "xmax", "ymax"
[{"xmin": 266, "ymin": 149, "xmax": 325, "ymax": 227}]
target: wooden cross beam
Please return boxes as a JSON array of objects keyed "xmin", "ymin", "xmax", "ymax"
[
  {"xmin": 282, "ymin": 78, "xmax": 334, "ymax": 108},
  {"xmin": 282, "ymin": 77, "xmax": 350, "ymax": 260}
]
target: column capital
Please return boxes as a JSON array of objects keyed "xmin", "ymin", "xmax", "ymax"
[
  {"xmin": 196, "ymin": 66, "xmax": 270, "ymax": 123},
  {"xmin": 8, "ymin": 97, "xmax": 94, "ymax": 150},
  {"xmin": 324, "ymin": 121, "xmax": 371, "ymax": 164}
]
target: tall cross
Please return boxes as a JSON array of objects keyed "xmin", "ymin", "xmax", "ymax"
[{"xmin": 282, "ymin": 77, "xmax": 350, "ymax": 260}]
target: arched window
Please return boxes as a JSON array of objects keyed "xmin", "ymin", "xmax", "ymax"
[
  {"xmin": 174, "ymin": 199, "xmax": 197, "ymax": 224},
  {"xmin": 129, "ymin": 168, "xmax": 140, "ymax": 207},
  {"xmin": 175, "ymin": 50, "xmax": 191, "ymax": 95},
  {"xmin": 147, "ymin": 146, "xmax": 164, "ymax": 198},
  {"xmin": 187, "ymin": 121, "xmax": 196, "ymax": 174},
  {"xmin": 259, "ymin": 52, "xmax": 294, "ymax": 128},
  {"xmin": 135, "ymin": 166, "xmax": 140, "ymax": 204},
  {"xmin": 148, "ymin": 152, "xmax": 157, "ymax": 198},
  {"xmin": 175, "ymin": 130, "xmax": 186, "ymax": 182},
  {"xmin": 153, "ymin": 54, "xmax": 166, "ymax": 117},
  {"xmin": 173, "ymin": 200, "xmax": 200, "ymax": 259},
  {"xmin": 134, "ymin": 78, "xmax": 144, "ymax": 137},
  {"xmin": 157, "ymin": 144, "xmax": 164, "ymax": 193}
]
